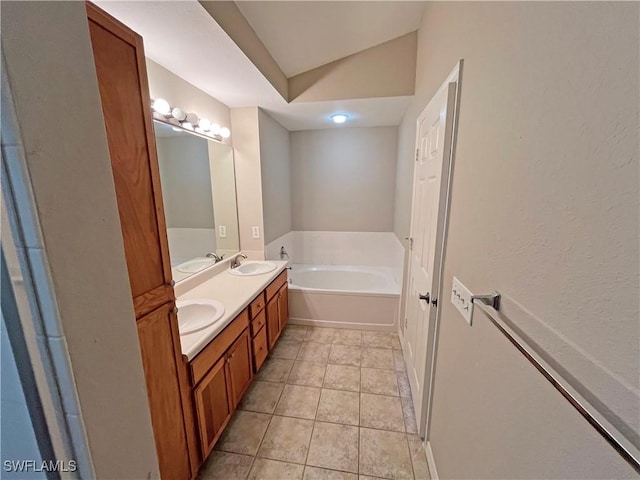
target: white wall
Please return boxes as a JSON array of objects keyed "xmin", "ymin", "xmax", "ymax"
[
  {"xmin": 231, "ymin": 107, "xmax": 265, "ymax": 259},
  {"xmin": 259, "ymin": 109, "xmax": 292, "ymax": 244},
  {"xmin": 2, "ymin": 2, "xmax": 159, "ymax": 477},
  {"xmin": 394, "ymin": 2, "xmax": 639, "ymax": 478},
  {"xmin": 291, "ymin": 127, "xmax": 398, "ymax": 232}
]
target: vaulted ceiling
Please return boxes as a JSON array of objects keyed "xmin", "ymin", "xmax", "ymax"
[
  {"xmin": 95, "ymin": 1, "xmax": 425, "ymax": 130},
  {"xmin": 235, "ymin": 1, "xmax": 426, "ymax": 77}
]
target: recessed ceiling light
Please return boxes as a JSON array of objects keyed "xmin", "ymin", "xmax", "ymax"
[{"xmin": 331, "ymin": 114, "xmax": 349, "ymax": 124}]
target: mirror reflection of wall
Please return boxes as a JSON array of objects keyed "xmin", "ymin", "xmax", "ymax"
[{"xmin": 154, "ymin": 121, "xmax": 240, "ymax": 282}]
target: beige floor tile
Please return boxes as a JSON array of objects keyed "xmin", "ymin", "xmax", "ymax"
[
  {"xmin": 361, "ymin": 368, "xmax": 399, "ymax": 396},
  {"xmin": 197, "ymin": 451, "xmax": 253, "ymax": 480},
  {"xmin": 331, "ymin": 329, "xmax": 362, "ymax": 346},
  {"xmin": 297, "ymin": 341, "xmax": 331, "ymax": 364},
  {"xmin": 358, "ymin": 476, "xmax": 385, "ymax": 480},
  {"xmin": 258, "ymin": 415, "xmax": 314, "ymax": 464},
  {"xmin": 288, "ymin": 361, "xmax": 327, "ymax": 387},
  {"xmin": 329, "ymin": 344, "xmax": 361, "ymax": 367},
  {"xmin": 391, "ymin": 336, "xmax": 402, "ymax": 350},
  {"xmin": 306, "ymin": 422, "xmax": 359, "ymax": 473},
  {"xmin": 257, "ymin": 357, "xmax": 294, "ymax": 383},
  {"xmin": 215, "ymin": 411, "xmax": 271, "ymax": 456},
  {"xmin": 248, "ymin": 458, "xmax": 305, "ymax": 480},
  {"xmin": 359, "ymin": 428, "xmax": 413, "ymax": 479},
  {"xmin": 360, "ymin": 393, "xmax": 405, "ymax": 432},
  {"xmin": 323, "ymin": 364, "xmax": 361, "ymax": 392},
  {"xmin": 281, "ymin": 325, "xmax": 309, "ymax": 341},
  {"xmin": 361, "ymin": 331, "xmax": 394, "ymax": 349},
  {"xmin": 361, "ymin": 348, "xmax": 394, "ymax": 370},
  {"xmin": 393, "ymin": 350, "xmax": 406, "ymax": 372},
  {"xmin": 316, "ymin": 388, "xmax": 359, "ymax": 426},
  {"xmin": 304, "ymin": 466, "xmax": 358, "ymax": 480},
  {"xmin": 271, "ymin": 339, "xmax": 303, "ymax": 360},
  {"xmin": 396, "ymin": 371, "xmax": 411, "ymax": 398},
  {"xmin": 238, "ymin": 380, "xmax": 284, "ymax": 414},
  {"xmin": 275, "ymin": 384, "xmax": 321, "ymax": 419},
  {"xmin": 305, "ymin": 327, "xmax": 336, "ymax": 343},
  {"xmin": 401, "ymin": 397, "xmax": 418, "ymax": 434},
  {"xmin": 408, "ymin": 435, "xmax": 430, "ymax": 479}
]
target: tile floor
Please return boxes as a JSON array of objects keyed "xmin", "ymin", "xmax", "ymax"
[{"xmin": 198, "ymin": 325, "xmax": 430, "ymax": 480}]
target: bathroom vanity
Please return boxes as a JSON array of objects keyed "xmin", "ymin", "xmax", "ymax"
[{"xmin": 177, "ymin": 264, "xmax": 289, "ymax": 462}]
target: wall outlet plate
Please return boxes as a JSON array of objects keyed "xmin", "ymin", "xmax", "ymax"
[
  {"xmin": 252, "ymin": 226, "xmax": 260, "ymax": 239},
  {"xmin": 218, "ymin": 225, "xmax": 227, "ymax": 238},
  {"xmin": 451, "ymin": 276, "xmax": 474, "ymax": 325}
]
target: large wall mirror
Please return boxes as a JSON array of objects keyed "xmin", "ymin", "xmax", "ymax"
[{"xmin": 154, "ymin": 121, "xmax": 240, "ymax": 282}]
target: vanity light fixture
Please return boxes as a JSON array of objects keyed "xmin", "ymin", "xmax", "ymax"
[
  {"xmin": 331, "ymin": 113, "xmax": 349, "ymax": 124},
  {"xmin": 150, "ymin": 98, "xmax": 230, "ymax": 142}
]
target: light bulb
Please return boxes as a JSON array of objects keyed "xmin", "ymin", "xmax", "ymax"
[
  {"xmin": 171, "ymin": 107, "xmax": 186, "ymax": 121},
  {"xmin": 210, "ymin": 124, "xmax": 221, "ymax": 135},
  {"xmin": 220, "ymin": 127, "xmax": 231, "ymax": 138},
  {"xmin": 199, "ymin": 118, "xmax": 211, "ymax": 130},
  {"xmin": 152, "ymin": 98, "xmax": 171, "ymax": 115},
  {"xmin": 182, "ymin": 122, "xmax": 193, "ymax": 131},
  {"xmin": 331, "ymin": 114, "xmax": 348, "ymax": 124},
  {"xmin": 185, "ymin": 113, "xmax": 199, "ymax": 125}
]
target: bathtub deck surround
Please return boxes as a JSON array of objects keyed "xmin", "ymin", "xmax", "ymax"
[
  {"xmin": 266, "ymin": 232, "xmax": 404, "ymax": 331},
  {"xmin": 198, "ymin": 324, "xmax": 429, "ymax": 479}
]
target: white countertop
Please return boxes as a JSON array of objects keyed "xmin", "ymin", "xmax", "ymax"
[{"xmin": 178, "ymin": 260, "xmax": 288, "ymax": 360}]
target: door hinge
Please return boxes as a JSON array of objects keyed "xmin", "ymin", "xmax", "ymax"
[{"xmin": 415, "ymin": 149, "xmax": 419, "ymax": 162}]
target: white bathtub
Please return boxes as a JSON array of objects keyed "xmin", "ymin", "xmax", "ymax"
[{"xmin": 288, "ymin": 264, "xmax": 400, "ymax": 331}]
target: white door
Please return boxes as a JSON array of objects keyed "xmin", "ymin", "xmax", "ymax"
[{"xmin": 403, "ymin": 63, "xmax": 460, "ymax": 435}]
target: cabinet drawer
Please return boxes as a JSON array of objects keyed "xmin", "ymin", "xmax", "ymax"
[
  {"xmin": 266, "ymin": 270, "xmax": 288, "ymax": 301},
  {"xmin": 191, "ymin": 309, "xmax": 249, "ymax": 386},
  {"xmin": 249, "ymin": 292, "xmax": 266, "ymax": 318},
  {"xmin": 252, "ymin": 326, "xmax": 268, "ymax": 371},
  {"xmin": 251, "ymin": 309, "xmax": 266, "ymax": 337}
]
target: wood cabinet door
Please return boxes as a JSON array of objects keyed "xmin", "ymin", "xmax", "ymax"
[
  {"xmin": 194, "ymin": 356, "xmax": 232, "ymax": 458},
  {"xmin": 266, "ymin": 295, "xmax": 280, "ymax": 350},
  {"xmin": 137, "ymin": 304, "xmax": 191, "ymax": 479},
  {"xmin": 278, "ymin": 284, "xmax": 289, "ymax": 331},
  {"xmin": 226, "ymin": 329, "xmax": 253, "ymax": 409},
  {"xmin": 87, "ymin": 4, "xmax": 173, "ymax": 317}
]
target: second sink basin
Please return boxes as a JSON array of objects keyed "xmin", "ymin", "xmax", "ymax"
[
  {"xmin": 229, "ymin": 261, "xmax": 277, "ymax": 276},
  {"xmin": 176, "ymin": 298, "xmax": 225, "ymax": 334}
]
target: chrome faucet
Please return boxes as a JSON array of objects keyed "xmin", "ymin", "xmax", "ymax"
[
  {"xmin": 231, "ymin": 253, "xmax": 247, "ymax": 269},
  {"xmin": 205, "ymin": 252, "xmax": 224, "ymax": 263},
  {"xmin": 280, "ymin": 246, "xmax": 289, "ymax": 260}
]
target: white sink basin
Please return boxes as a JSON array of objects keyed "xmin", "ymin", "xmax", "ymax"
[
  {"xmin": 176, "ymin": 257, "xmax": 216, "ymax": 274},
  {"xmin": 229, "ymin": 261, "xmax": 277, "ymax": 276},
  {"xmin": 176, "ymin": 298, "xmax": 225, "ymax": 334}
]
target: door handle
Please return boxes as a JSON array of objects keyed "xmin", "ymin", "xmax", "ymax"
[{"xmin": 419, "ymin": 293, "xmax": 430, "ymax": 302}]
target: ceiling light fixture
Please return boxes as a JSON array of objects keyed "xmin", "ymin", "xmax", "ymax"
[
  {"xmin": 331, "ymin": 114, "xmax": 349, "ymax": 124},
  {"xmin": 150, "ymin": 98, "xmax": 230, "ymax": 142}
]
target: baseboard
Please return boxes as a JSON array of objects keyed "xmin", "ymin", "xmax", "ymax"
[
  {"xmin": 288, "ymin": 317, "xmax": 396, "ymax": 332},
  {"xmin": 426, "ymin": 440, "xmax": 439, "ymax": 480}
]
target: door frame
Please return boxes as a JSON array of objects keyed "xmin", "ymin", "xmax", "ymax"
[{"xmin": 403, "ymin": 60, "xmax": 463, "ymax": 439}]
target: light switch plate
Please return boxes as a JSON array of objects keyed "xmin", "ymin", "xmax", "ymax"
[
  {"xmin": 451, "ymin": 276, "xmax": 474, "ymax": 325},
  {"xmin": 252, "ymin": 226, "xmax": 260, "ymax": 239},
  {"xmin": 219, "ymin": 225, "xmax": 227, "ymax": 238}
]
